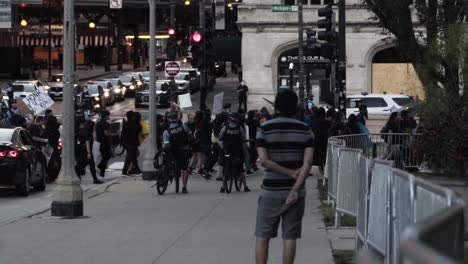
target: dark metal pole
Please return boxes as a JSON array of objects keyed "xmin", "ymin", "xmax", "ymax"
[
  {"xmin": 199, "ymin": 0, "xmax": 207, "ymax": 109},
  {"xmin": 117, "ymin": 10, "xmax": 123, "ymax": 71},
  {"xmin": 337, "ymin": 0, "xmax": 346, "ymax": 115},
  {"xmin": 48, "ymin": 0, "xmax": 52, "ymax": 77},
  {"xmin": 297, "ymin": 0, "xmax": 305, "ymax": 108}
]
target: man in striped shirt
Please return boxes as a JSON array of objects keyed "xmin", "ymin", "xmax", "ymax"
[{"xmin": 255, "ymin": 89, "xmax": 315, "ymax": 264}]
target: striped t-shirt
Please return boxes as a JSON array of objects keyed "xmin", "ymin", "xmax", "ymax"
[{"xmin": 256, "ymin": 116, "xmax": 315, "ymax": 198}]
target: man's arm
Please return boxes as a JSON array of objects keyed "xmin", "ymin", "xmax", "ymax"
[{"xmin": 257, "ymin": 147, "xmax": 298, "ymax": 179}]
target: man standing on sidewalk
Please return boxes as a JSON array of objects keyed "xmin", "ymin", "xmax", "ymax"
[
  {"xmin": 237, "ymin": 80, "xmax": 248, "ymax": 112},
  {"xmin": 255, "ymin": 89, "xmax": 315, "ymax": 264},
  {"xmin": 122, "ymin": 111, "xmax": 142, "ymax": 175}
]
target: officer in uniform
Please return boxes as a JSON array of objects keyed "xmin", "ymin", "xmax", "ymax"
[
  {"xmin": 163, "ymin": 111, "xmax": 193, "ymax": 194},
  {"xmin": 218, "ymin": 112, "xmax": 251, "ymax": 193}
]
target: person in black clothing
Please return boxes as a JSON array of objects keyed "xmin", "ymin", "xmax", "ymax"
[
  {"xmin": 45, "ymin": 115, "xmax": 61, "ymax": 181},
  {"xmin": 96, "ymin": 110, "xmax": 112, "ymax": 177},
  {"xmin": 195, "ymin": 109, "xmax": 213, "ymax": 179},
  {"xmin": 357, "ymin": 104, "xmax": 368, "ymax": 126},
  {"xmin": 218, "ymin": 112, "xmax": 250, "ymax": 192},
  {"xmin": 163, "ymin": 111, "xmax": 193, "ymax": 193},
  {"xmin": 309, "ymin": 108, "xmax": 331, "ymax": 169},
  {"xmin": 122, "ymin": 111, "xmax": 142, "ymax": 175},
  {"xmin": 237, "ymin": 81, "xmax": 248, "ymax": 112},
  {"xmin": 75, "ymin": 120, "xmax": 103, "ymax": 184},
  {"xmin": 246, "ymin": 110, "xmax": 259, "ymax": 171}
]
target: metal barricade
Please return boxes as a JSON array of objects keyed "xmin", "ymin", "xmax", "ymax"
[
  {"xmin": 366, "ymin": 160, "xmax": 393, "ymax": 256},
  {"xmin": 413, "ymin": 179, "xmax": 454, "ymax": 222},
  {"xmin": 390, "ymin": 169, "xmax": 415, "ymax": 264},
  {"xmin": 335, "ymin": 148, "xmax": 362, "ymax": 227},
  {"xmin": 399, "ymin": 203, "xmax": 465, "ymax": 264},
  {"xmin": 327, "ymin": 143, "xmax": 343, "ymax": 202},
  {"xmin": 356, "ymin": 155, "xmax": 370, "ymax": 249}
]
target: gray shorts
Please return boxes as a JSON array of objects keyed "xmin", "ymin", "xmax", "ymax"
[{"xmin": 254, "ymin": 195, "xmax": 305, "ymax": 240}]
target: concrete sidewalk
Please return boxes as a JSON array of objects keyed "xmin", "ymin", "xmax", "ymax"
[{"xmin": 0, "ymin": 172, "xmax": 333, "ymax": 264}]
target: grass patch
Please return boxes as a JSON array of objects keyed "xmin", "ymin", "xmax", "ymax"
[
  {"xmin": 333, "ymin": 250, "xmax": 355, "ymax": 264},
  {"xmin": 317, "ymin": 179, "xmax": 356, "ymax": 227}
]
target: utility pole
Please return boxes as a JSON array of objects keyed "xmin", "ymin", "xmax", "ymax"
[
  {"xmin": 48, "ymin": 0, "xmax": 52, "ymax": 77},
  {"xmin": 117, "ymin": 10, "xmax": 123, "ymax": 71},
  {"xmin": 297, "ymin": 0, "xmax": 305, "ymax": 108},
  {"xmin": 337, "ymin": 0, "xmax": 346, "ymax": 115},
  {"xmin": 51, "ymin": 0, "xmax": 83, "ymax": 217},
  {"xmin": 142, "ymin": 0, "xmax": 158, "ymax": 180},
  {"xmin": 199, "ymin": 0, "xmax": 207, "ymax": 109}
]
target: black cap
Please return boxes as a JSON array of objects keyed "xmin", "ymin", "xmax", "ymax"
[
  {"xmin": 166, "ymin": 111, "xmax": 178, "ymax": 122},
  {"xmin": 228, "ymin": 112, "xmax": 239, "ymax": 121}
]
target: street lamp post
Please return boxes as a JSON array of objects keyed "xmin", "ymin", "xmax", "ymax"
[
  {"xmin": 20, "ymin": 19, "xmax": 27, "ymax": 77},
  {"xmin": 48, "ymin": 0, "xmax": 52, "ymax": 77},
  {"xmin": 51, "ymin": 0, "xmax": 83, "ymax": 217},
  {"xmin": 142, "ymin": 0, "xmax": 158, "ymax": 180},
  {"xmin": 289, "ymin": 62, "xmax": 294, "ymax": 90}
]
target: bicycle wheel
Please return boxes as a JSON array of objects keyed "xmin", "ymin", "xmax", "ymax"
[
  {"xmin": 233, "ymin": 159, "xmax": 242, "ymax": 192},
  {"xmin": 223, "ymin": 159, "xmax": 233, "ymax": 194},
  {"xmin": 156, "ymin": 166, "xmax": 169, "ymax": 195},
  {"xmin": 174, "ymin": 165, "xmax": 180, "ymax": 193}
]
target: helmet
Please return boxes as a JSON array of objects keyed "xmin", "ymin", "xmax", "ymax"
[
  {"xmin": 166, "ymin": 111, "xmax": 178, "ymax": 122},
  {"xmin": 228, "ymin": 112, "xmax": 239, "ymax": 122}
]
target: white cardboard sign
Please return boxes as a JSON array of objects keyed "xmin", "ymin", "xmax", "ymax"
[
  {"xmin": 110, "ymin": 0, "xmax": 122, "ymax": 9},
  {"xmin": 21, "ymin": 91, "xmax": 54, "ymax": 115},
  {"xmin": 212, "ymin": 92, "xmax": 224, "ymax": 115},
  {"xmin": 178, "ymin": 93, "xmax": 192, "ymax": 109}
]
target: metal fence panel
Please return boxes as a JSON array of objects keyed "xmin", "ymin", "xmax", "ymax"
[
  {"xmin": 327, "ymin": 144, "xmax": 342, "ymax": 200},
  {"xmin": 414, "ymin": 179, "xmax": 450, "ymax": 222},
  {"xmin": 391, "ymin": 169, "xmax": 414, "ymax": 264},
  {"xmin": 356, "ymin": 155, "xmax": 369, "ymax": 246},
  {"xmin": 367, "ymin": 160, "xmax": 393, "ymax": 255},
  {"xmin": 336, "ymin": 148, "xmax": 362, "ymax": 217}
]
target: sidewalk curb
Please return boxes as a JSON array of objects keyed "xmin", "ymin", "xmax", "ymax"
[{"xmin": 0, "ymin": 175, "xmax": 123, "ymax": 227}]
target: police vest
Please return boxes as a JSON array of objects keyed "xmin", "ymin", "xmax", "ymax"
[
  {"xmin": 223, "ymin": 125, "xmax": 242, "ymax": 153},
  {"xmin": 168, "ymin": 124, "xmax": 189, "ymax": 149}
]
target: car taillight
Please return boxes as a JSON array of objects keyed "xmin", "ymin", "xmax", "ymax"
[
  {"xmin": 0, "ymin": 150, "xmax": 19, "ymax": 158},
  {"xmin": 8, "ymin": 150, "xmax": 18, "ymax": 158},
  {"xmin": 58, "ymin": 142, "xmax": 63, "ymax": 150}
]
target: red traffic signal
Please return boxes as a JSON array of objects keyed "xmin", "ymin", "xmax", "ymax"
[
  {"xmin": 190, "ymin": 31, "xmax": 202, "ymax": 43},
  {"xmin": 168, "ymin": 28, "xmax": 175, "ymax": 36}
]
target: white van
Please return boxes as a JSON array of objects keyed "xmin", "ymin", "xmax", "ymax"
[{"xmin": 346, "ymin": 93, "xmax": 412, "ymax": 117}]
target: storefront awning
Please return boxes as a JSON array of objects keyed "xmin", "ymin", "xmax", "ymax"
[{"xmin": 16, "ymin": 35, "xmax": 123, "ymax": 47}]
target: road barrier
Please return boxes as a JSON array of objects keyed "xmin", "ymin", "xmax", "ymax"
[{"xmin": 325, "ymin": 134, "xmax": 465, "ymax": 264}]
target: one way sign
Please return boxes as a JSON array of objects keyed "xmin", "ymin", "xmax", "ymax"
[{"xmin": 110, "ymin": 0, "xmax": 122, "ymax": 9}]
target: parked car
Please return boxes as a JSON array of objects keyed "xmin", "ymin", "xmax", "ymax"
[
  {"xmin": 0, "ymin": 127, "xmax": 48, "ymax": 196},
  {"xmin": 103, "ymin": 78, "xmax": 126, "ymax": 101},
  {"xmin": 346, "ymin": 93, "xmax": 413, "ymax": 117},
  {"xmin": 134, "ymin": 81, "xmax": 170, "ymax": 108},
  {"xmin": 87, "ymin": 80, "xmax": 115, "ymax": 106},
  {"xmin": 46, "ymin": 74, "xmax": 64, "ymax": 100},
  {"xmin": 8, "ymin": 81, "xmax": 47, "ymax": 99},
  {"xmin": 117, "ymin": 74, "xmax": 137, "ymax": 97},
  {"xmin": 173, "ymin": 74, "xmax": 192, "ymax": 94}
]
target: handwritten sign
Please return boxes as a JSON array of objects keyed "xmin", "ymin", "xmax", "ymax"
[
  {"xmin": 178, "ymin": 93, "xmax": 192, "ymax": 109},
  {"xmin": 21, "ymin": 91, "xmax": 54, "ymax": 115}
]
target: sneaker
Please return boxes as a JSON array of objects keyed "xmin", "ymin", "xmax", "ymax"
[
  {"xmin": 128, "ymin": 169, "xmax": 142, "ymax": 175},
  {"xmin": 182, "ymin": 187, "xmax": 188, "ymax": 194},
  {"xmin": 220, "ymin": 187, "xmax": 225, "ymax": 193},
  {"xmin": 197, "ymin": 169, "xmax": 204, "ymax": 175},
  {"xmin": 202, "ymin": 173, "xmax": 211, "ymax": 180},
  {"xmin": 244, "ymin": 186, "xmax": 251, "ymax": 192},
  {"xmin": 246, "ymin": 170, "xmax": 254, "ymax": 176},
  {"xmin": 122, "ymin": 171, "xmax": 128, "ymax": 176},
  {"xmin": 215, "ymin": 176, "xmax": 223, "ymax": 181},
  {"xmin": 93, "ymin": 179, "xmax": 104, "ymax": 184}
]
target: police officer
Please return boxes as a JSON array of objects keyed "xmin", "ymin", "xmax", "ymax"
[
  {"xmin": 163, "ymin": 111, "xmax": 193, "ymax": 194},
  {"xmin": 218, "ymin": 112, "xmax": 250, "ymax": 193}
]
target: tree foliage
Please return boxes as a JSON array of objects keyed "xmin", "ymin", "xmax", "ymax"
[{"xmin": 362, "ymin": 0, "xmax": 468, "ymax": 175}]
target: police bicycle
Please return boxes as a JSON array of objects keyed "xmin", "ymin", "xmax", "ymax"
[
  {"xmin": 156, "ymin": 149, "xmax": 180, "ymax": 195},
  {"xmin": 222, "ymin": 151, "xmax": 243, "ymax": 194}
]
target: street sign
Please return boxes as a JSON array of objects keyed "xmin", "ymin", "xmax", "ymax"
[
  {"xmin": 165, "ymin": 61, "xmax": 181, "ymax": 77},
  {"xmin": 110, "ymin": 0, "xmax": 122, "ymax": 9},
  {"xmin": 271, "ymin": 5, "xmax": 297, "ymax": 12}
]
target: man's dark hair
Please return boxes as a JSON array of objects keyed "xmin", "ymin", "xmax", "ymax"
[
  {"xmin": 274, "ymin": 89, "xmax": 298, "ymax": 116},
  {"xmin": 101, "ymin": 110, "xmax": 110, "ymax": 118}
]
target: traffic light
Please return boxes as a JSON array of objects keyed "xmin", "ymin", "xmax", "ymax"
[
  {"xmin": 168, "ymin": 28, "xmax": 175, "ymax": 36},
  {"xmin": 166, "ymin": 28, "xmax": 177, "ymax": 60},
  {"xmin": 190, "ymin": 31, "xmax": 203, "ymax": 68},
  {"xmin": 305, "ymin": 29, "xmax": 316, "ymax": 50},
  {"xmin": 317, "ymin": 4, "xmax": 335, "ymax": 42}
]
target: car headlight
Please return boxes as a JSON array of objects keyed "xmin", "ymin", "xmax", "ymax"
[
  {"xmin": 137, "ymin": 81, "xmax": 142, "ymax": 86},
  {"xmin": 104, "ymin": 91, "xmax": 110, "ymax": 97},
  {"xmin": 115, "ymin": 88, "xmax": 121, "ymax": 94},
  {"xmin": 130, "ymin": 84, "xmax": 135, "ymax": 89},
  {"xmin": 94, "ymin": 104, "xmax": 100, "ymax": 108},
  {"xmin": 45, "ymin": 86, "xmax": 50, "ymax": 90},
  {"xmin": 95, "ymin": 96, "xmax": 100, "ymax": 101}
]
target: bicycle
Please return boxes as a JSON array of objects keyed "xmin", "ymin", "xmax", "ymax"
[
  {"xmin": 156, "ymin": 150, "xmax": 180, "ymax": 195},
  {"xmin": 109, "ymin": 119, "xmax": 125, "ymax": 157},
  {"xmin": 222, "ymin": 152, "xmax": 243, "ymax": 194}
]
